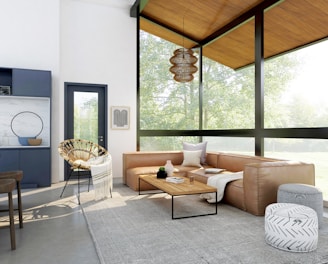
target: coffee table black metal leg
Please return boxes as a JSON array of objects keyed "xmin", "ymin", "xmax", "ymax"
[
  {"xmin": 138, "ymin": 177, "xmax": 141, "ymax": 195},
  {"xmin": 138, "ymin": 177, "xmax": 164, "ymax": 196},
  {"xmin": 172, "ymin": 195, "xmax": 174, "ymax": 219},
  {"xmin": 215, "ymin": 191, "xmax": 218, "ymax": 214},
  {"xmin": 171, "ymin": 192, "xmax": 218, "ymax": 220}
]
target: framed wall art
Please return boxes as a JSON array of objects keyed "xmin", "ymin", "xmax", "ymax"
[
  {"xmin": 111, "ymin": 106, "xmax": 130, "ymax": 130},
  {"xmin": 0, "ymin": 85, "xmax": 11, "ymax": 95}
]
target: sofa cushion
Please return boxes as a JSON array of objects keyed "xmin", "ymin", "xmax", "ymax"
[
  {"xmin": 127, "ymin": 166, "xmax": 160, "ymax": 175},
  {"xmin": 183, "ymin": 141, "xmax": 207, "ymax": 164},
  {"xmin": 223, "ymin": 179, "xmax": 246, "ymax": 211}
]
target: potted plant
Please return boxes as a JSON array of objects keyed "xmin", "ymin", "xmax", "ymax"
[{"xmin": 157, "ymin": 166, "xmax": 167, "ymax": 178}]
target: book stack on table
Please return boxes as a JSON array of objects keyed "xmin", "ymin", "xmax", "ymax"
[{"xmin": 165, "ymin": 177, "xmax": 184, "ymax": 184}]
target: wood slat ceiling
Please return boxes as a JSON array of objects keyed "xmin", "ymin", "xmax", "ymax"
[{"xmin": 139, "ymin": 0, "xmax": 328, "ymax": 69}]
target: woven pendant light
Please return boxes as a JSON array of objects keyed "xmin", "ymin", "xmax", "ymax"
[{"xmin": 169, "ymin": 48, "xmax": 198, "ymax": 82}]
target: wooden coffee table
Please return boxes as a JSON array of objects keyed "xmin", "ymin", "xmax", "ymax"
[{"xmin": 138, "ymin": 174, "xmax": 217, "ymax": 219}]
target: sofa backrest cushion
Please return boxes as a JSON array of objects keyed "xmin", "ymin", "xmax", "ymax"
[
  {"xmin": 217, "ymin": 153, "xmax": 279, "ymax": 172},
  {"xmin": 205, "ymin": 152, "xmax": 219, "ymax": 167},
  {"xmin": 123, "ymin": 151, "xmax": 184, "ymax": 170}
]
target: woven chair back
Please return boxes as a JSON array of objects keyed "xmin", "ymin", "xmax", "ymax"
[{"xmin": 58, "ymin": 139, "xmax": 108, "ymax": 170}]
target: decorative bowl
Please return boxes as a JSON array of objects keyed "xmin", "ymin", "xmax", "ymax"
[
  {"xmin": 28, "ymin": 138, "xmax": 42, "ymax": 146},
  {"xmin": 18, "ymin": 136, "xmax": 36, "ymax": 146}
]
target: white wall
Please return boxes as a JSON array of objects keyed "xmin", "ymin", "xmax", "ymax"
[
  {"xmin": 0, "ymin": 0, "xmax": 137, "ymax": 182},
  {"xmin": 0, "ymin": 0, "xmax": 60, "ymax": 71}
]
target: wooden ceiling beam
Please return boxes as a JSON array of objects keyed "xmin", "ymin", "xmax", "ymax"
[{"xmin": 140, "ymin": 13, "xmax": 200, "ymax": 44}]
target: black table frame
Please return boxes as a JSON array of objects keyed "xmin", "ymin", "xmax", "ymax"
[{"xmin": 138, "ymin": 177, "xmax": 218, "ymax": 220}]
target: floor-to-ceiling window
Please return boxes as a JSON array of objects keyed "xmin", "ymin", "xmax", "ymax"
[
  {"xmin": 139, "ymin": 31, "xmax": 201, "ymax": 150},
  {"xmin": 138, "ymin": 13, "xmax": 328, "ymax": 201},
  {"xmin": 263, "ymin": 40, "xmax": 328, "ymax": 200}
]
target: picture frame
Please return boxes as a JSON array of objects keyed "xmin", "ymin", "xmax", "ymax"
[{"xmin": 111, "ymin": 106, "xmax": 130, "ymax": 130}]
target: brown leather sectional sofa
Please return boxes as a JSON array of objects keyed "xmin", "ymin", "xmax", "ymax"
[{"xmin": 122, "ymin": 151, "xmax": 315, "ymax": 216}]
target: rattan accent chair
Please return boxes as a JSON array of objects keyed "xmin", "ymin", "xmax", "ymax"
[{"xmin": 58, "ymin": 139, "xmax": 108, "ymax": 204}]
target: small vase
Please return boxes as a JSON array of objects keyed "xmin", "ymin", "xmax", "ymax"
[{"xmin": 165, "ymin": 160, "xmax": 174, "ymax": 177}]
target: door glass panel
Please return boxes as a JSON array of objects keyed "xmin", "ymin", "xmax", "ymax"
[{"xmin": 74, "ymin": 91, "xmax": 98, "ymax": 143}]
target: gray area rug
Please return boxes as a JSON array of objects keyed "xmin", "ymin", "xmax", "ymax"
[{"xmin": 80, "ymin": 182, "xmax": 328, "ymax": 264}]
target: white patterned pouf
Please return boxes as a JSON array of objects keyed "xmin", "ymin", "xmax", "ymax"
[
  {"xmin": 277, "ymin": 183, "xmax": 323, "ymax": 228},
  {"xmin": 265, "ymin": 203, "xmax": 318, "ymax": 252}
]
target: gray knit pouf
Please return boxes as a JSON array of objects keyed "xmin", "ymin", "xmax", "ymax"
[
  {"xmin": 265, "ymin": 203, "xmax": 318, "ymax": 252},
  {"xmin": 277, "ymin": 183, "xmax": 323, "ymax": 228}
]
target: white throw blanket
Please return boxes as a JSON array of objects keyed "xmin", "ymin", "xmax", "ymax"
[
  {"xmin": 200, "ymin": 171, "xmax": 243, "ymax": 203},
  {"xmin": 90, "ymin": 155, "xmax": 113, "ymax": 201}
]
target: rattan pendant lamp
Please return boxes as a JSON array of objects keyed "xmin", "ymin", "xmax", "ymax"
[{"xmin": 169, "ymin": 15, "xmax": 198, "ymax": 83}]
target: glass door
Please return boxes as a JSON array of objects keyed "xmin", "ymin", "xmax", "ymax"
[{"xmin": 64, "ymin": 82, "xmax": 108, "ymax": 179}]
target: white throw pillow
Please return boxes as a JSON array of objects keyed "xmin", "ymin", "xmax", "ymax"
[
  {"xmin": 73, "ymin": 156, "xmax": 105, "ymax": 167},
  {"xmin": 73, "ymin": 159, "xmax": 89, "ymax": 167},
  {"xmin": 183, "ymin": 141, "xmax": 207, "ymax": 164},
  {"xmin": 181, "ymin": 150, "xmax": 202, "ymax": 167},
  {"xmin": 205, "ymin": 168, "xmax": 225, "ymax": 174}
]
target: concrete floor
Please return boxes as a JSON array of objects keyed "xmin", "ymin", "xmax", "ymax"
[
  {"xmin": 0, "ymin": 180, "xmax": 100, "ymax": 264},
  {"xmin": 1, "ymin": 179, "xmax": 327, "ymax": 264}
]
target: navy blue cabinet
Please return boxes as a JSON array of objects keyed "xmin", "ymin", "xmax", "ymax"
[
  {"xmin": 20, "ymin": 149, "xmax": 51, "ymax": 187},
  {"xmin": 12, "ymin": 69, "xmax": 51, "ymax": 97},
  {"xmin": 0, "ymin": 150, "xmax": 19, "ymax": 171},
  {"xmin": 0, "ymin": 67, "xmax": 51, "ymax": 187}
]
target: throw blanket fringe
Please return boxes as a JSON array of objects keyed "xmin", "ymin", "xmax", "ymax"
[
  {"xmin": 90, "ymin": 155, "xmax": 113, "ymax": 201},
  {"xmin": 200, "ymin": 171, "xmax": 243, "ymax": 203}
]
